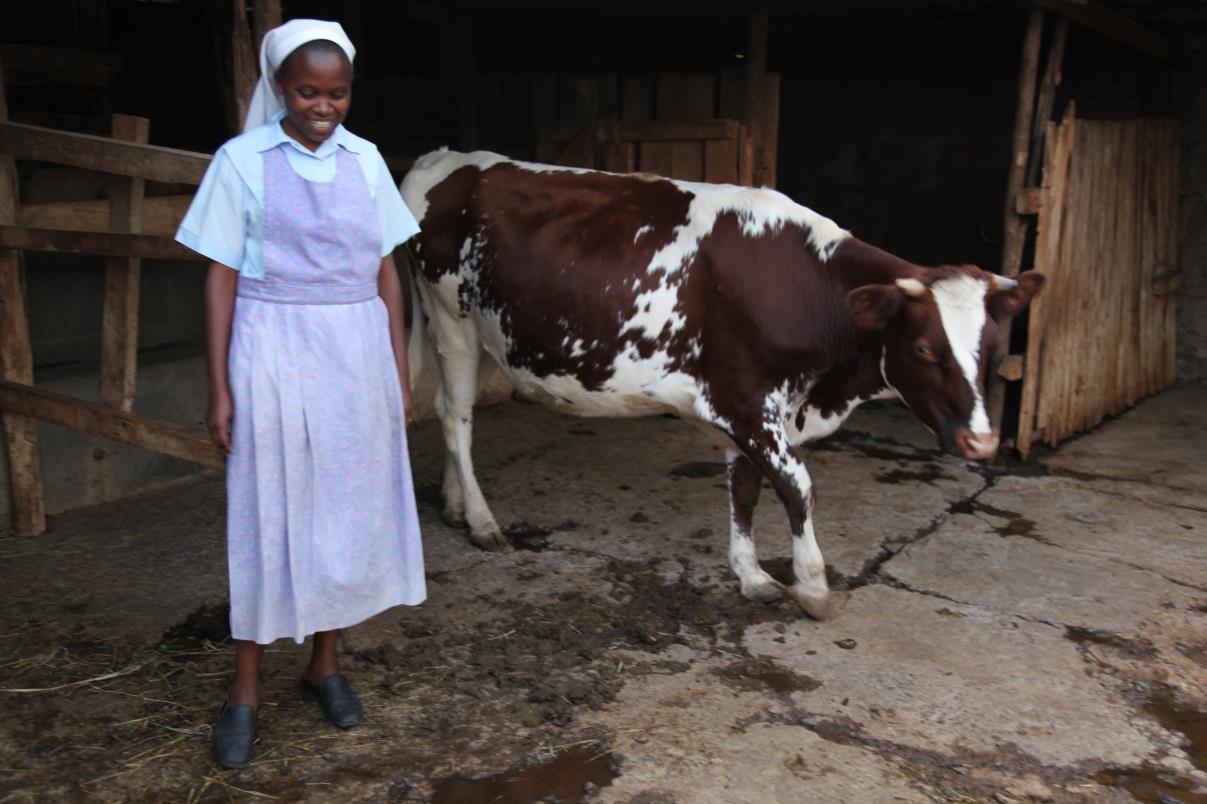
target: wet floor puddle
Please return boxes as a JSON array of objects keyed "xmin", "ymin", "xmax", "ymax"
[
  {"xmin": 430, "ymin": 747, "xmax": 616, "ymax": 803},
  {"xmin": 716, "ymin": 658, "xmax": 821, "ymax": 696},
  {"xmin": 947, "ymin": 498, "xmax": 1045, "ymax": 542},
  {"xmin": 1093, "ymin": 684, "xmax": 1207, "ymax": 802}
]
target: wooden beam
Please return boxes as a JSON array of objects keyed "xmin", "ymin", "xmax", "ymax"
[
  {"xmin": 1033, "ymin": 0, "xmax": 1190, "ymax": 67},
  {"xmin": 231, "ymin": 0, "xmax": 257, "ymax": 132},
  {"xmin": 547, "ymin": 119, "xmax": 740, "ymax": 144},
  {"xmin": 1026, "ymin": 18, "xmax": 1069, "ymax": 190},
  {"xmin": 1015, "ymin": 187, "xmax": 1045, "ymax": 214},
  {"xmin": 0, "ymin": 64, "xmax": 46, "ymax": 536},
  {"xmin": 18, "ymin": 195, "xmax": 192, "ymax": 237},
  {"xmin": 0, "ymin": 381, "xmax": 225, "ymax": 472},
  {"xmin": 987, "ymin": 8, "xmax": 1044, "ymax": 435},
  {"xmin": 100, "ymin": 115, "xmax": 149, "ymax": 412},
  {"xmin": 0, "ymin": 45, "xmax": 122, "ymax": 88},
  {"xmin": 0, "ymin": 121, "xmax": 210, "ymax": 185},
  {"xmin": 0, "ymin": 226, "xmax": 204, "ymax": 261},
  {"xmin": 251, "ymin": 0, "xmax": 282, "ymax": 54},
  {"xmin": 740, "ymin": 0, "xmax": 769, "ymax": 186}
]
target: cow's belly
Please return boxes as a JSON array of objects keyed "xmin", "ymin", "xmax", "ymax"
[{"xmin": 473, "ymin": 310, "xmax": 706, "ymax": 419}]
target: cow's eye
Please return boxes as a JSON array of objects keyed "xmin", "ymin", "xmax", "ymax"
[{"xmin": 914, "ymin": 340, "xmax": 936, "ymax": 362}]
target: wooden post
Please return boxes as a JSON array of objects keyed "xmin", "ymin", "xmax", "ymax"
[
  {"xmin": 0, "ymin": 63, "xmax": 46, "ymax": 535},
  {"xmin": 1026, "ymin": 19, "xmax": 1069, "ymax": 190},
  {"xmin": 986, "ymin": 7, "xmax": 1044, "ymax": 434},
  {"xmin": 251, "ymin": 0, "xmax": 281, "ymax": 54},
  {"xmin": 99, "ymin": 114, "xmax": 149, "ymax": 411},
  {"xmin": 739, "ymin": 0, "xmax": 769, "ymax": 187},
  {"xmin": 231, "ymin": 0, "xmax": 257, "ymax": 132}
]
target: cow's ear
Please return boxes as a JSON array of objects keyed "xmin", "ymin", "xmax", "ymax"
[
  {"xmin": 988, "ymin": 271, "xmax": 1045, "ymax": 319},
  {"xmin": 847, "ymin": 285, "xmax": 904, "ymax": 330}
]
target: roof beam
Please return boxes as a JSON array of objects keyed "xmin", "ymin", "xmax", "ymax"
[{"xmin": 1033, "ymin": 0, "xmax": 1189, "ymax": 67}]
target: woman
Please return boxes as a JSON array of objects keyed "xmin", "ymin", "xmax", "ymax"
[{"xmin": 175, "ymin": 18, "xmax": 426, "ymax": 769}]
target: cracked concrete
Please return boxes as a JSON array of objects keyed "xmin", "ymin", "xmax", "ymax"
[{"xmin": 1, "ymin": 386, "xmax": 1205, "ymax": 802}]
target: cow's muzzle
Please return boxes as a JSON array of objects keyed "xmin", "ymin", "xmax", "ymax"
[{"xmin": 951, "ymin": 428, "xmax": 1000, "ymax": 461}]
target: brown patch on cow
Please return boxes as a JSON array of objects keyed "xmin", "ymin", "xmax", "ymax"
[{"xmin": 415, "ymin": 161, "xmax": 697, "ymax": 391}]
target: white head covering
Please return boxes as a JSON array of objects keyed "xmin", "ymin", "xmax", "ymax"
[{"xmin": 243, "ymin": 19, "xmax": 356, "ymax": 132}]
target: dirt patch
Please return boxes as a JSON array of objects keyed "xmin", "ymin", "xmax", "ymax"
[{"xmin": 355, "ymin": 559, "xmax": 794, "ymax": 733}]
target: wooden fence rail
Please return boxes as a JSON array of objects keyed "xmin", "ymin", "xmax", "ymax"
[{"xmin": 0, "ymin": 75, "xmax": 217, "ymax": 534}]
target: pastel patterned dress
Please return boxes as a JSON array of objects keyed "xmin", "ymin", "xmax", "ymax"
[{"xmin": 216, "ymin": 142, "xmax": 425, "ymax": 643}]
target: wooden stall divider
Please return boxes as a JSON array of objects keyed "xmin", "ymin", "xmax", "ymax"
[
  {"xmin": 0, "ymin": 62, "xmax": 45, "ymax": 535},
  {"xmin": 100, "ymin": 114, "xmax": 149, "ymax": 411}
]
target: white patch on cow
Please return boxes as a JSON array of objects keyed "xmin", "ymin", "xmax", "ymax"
[
  {"xmin": 931, "ymin": 274, "xmax": 991, "ymax": 434},
  {"xmin": 563, "ymin": 336, "xmax": 587, "ymax": 358},
  {"xmin": 895, "ymin": 277, "xmax": 927, "ymax": 297},
  {"xmin": 759, "ymin": 382, "xmax": 812, "ymax": 494},
  {"xmin": 787, "ymin": 399, "xmax": 860, "ymax": 446},
  {"xmin": 633, "ymin": 225, "xmax": 652, "ymax": 243},
  {"xmin": 792, "ymin": 517, "xmax": 828, "ymax": 603},
  {"xmin": 400, "ymin": 149, "xmax": 508, "ymax": 223}
]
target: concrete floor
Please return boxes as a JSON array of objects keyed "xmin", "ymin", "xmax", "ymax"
[{"xmin": 0, "ymin": 386, "xmax": 1204, "ymax": 802}]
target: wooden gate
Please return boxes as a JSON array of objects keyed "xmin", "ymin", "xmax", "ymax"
[{"xmin": 1016, "ymin": 105, "xmax": 1180, "ymax": 455}]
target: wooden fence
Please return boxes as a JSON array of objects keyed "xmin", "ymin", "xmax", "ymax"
[
  {"xmin": 1016, "ymin": 105, "xmax": 1180, "ymax": 455},
  {"xmin": 0, "ymin": 62, "xmax": 223, "ymax": 536}
]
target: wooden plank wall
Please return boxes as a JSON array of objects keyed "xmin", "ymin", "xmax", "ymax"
[
  {"xmin": 478, "ymin": 71, "xmax": 778, "ymax": 185},
  {"xmin": 1017, "ymin": 108, "xmax": 1180, "ymax": 455}
]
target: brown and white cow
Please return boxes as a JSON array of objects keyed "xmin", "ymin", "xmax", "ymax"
[{"xmin": 400, "ymin": 149, "xmax": 1043, "ymax": 619}]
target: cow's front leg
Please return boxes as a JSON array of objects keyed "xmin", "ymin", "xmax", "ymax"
[
  {"xmin": 737, "ymin": 428, "xmax": 830, "ymax": 619},
  {"xmin": 726, "ymin": 449, "xmax": 785, "ymax": 602}
]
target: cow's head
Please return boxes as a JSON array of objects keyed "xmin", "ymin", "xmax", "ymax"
[{"xmin": 847, "ymin": 266, "xmax": 1044, "ymax": 460}]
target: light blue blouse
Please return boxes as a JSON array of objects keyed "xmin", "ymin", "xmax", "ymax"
[{"xmin": 175, "ymin": 110, "xmax": 420, "ymax": 278}]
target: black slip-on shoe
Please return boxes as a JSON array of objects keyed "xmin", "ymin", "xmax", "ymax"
[
  {"xmin": 300, "ymin": 673, "xmax": 364, "ymax": 728},
  {"xmin": 212, "ymin": 704, "xmax": 256, "ymax": 769}
]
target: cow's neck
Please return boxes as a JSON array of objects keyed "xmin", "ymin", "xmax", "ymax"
[{"xmin": 797, "ymin": 237, "xmax": 922, "ymax": 427}]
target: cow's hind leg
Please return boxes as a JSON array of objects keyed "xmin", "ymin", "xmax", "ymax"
[
  {"xmin": 431, "ymin": 316, "xmax": 508, "ymax": 551},
  {"xmin": 726, "ymin": 450, "xmax": 784, "ymax": 602},
  {"xmin": 736, "ymin": 428, "xmax": 830, "ymax": 619},
  {"xmin": 433, "ymin": 377, "xmax": 466, "ymax": 528}
]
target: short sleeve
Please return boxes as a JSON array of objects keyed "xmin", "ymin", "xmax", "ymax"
[
  {"xmin": 373, "ymin": 151, "xmax": 421, "ymax": 257},
  {"xmin": 175, "ymin": 149, "xmax": 248, "ymax": 269}
]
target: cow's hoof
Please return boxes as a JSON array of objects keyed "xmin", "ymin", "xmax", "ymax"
[
  {"xmin": 790, "ymin": 585, "xmax": 832, "ymax": 620},
  {"xmin": 469, "ymin": 528, "xmax": 512, "ymax": 552},
  {"xmin": 441, "ymin": 507, "xmax": 467, "ymax": 529},
  {"xmin": 741, "ymin": 579, "xmax": 786, "ymax": 603}
]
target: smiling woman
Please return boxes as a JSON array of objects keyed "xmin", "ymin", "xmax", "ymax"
[
  {"xmin": 273, "ymin": 41, "xmax": 353, "ymax": 152},
  {"xmin": 172, "ymin": 18, "xmax": 428, "ymax": 771}
]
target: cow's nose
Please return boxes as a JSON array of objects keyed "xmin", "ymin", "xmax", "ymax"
[{"xmin": 956, "ymin": 429, "xmax": 1000, "ymax": 461}]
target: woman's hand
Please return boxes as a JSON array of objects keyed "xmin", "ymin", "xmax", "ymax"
[
  {"xmin": 208, "ymin": 389, "xmax": 234, "ymax": 452},
  {"xmin": 403, "ymin": 386, "xmax": 414, "ymax": 428}
]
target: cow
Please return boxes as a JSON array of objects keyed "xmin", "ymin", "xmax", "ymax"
[{"xmin": 399, "ymin": 149, "xmax": 1043, "ymax": 619}]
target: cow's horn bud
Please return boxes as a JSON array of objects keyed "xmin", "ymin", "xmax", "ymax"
[
  {"xmin": 895, "ymin": 278, "xmax": 927, "ymax": 297},
  {"xmin": 991, "ymin": 274, "xmax": 1019, "ymax": 290}
]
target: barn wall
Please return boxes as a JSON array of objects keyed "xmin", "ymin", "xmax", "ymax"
[{"xmin": 1172, "ymin": 41, "xmax": 1207, "ymax": 383}]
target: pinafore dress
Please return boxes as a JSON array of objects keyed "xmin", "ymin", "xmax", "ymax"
[{"xmin": 226, "ymin": 143, "xmax": 426, "ymax": 644}]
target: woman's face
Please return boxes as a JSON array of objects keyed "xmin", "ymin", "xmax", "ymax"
[{"xmin": 274, "ymin": 48, "xmax": 352, "ymax": 152}]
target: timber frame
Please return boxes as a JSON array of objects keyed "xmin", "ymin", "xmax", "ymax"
[
  {"xmin": 986, "ymin": 0, "xmax": 1188, "ymax": 444},
  {"xmin": 0, "ymin": 63, "xmax": 222, "ymax": 537}
]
